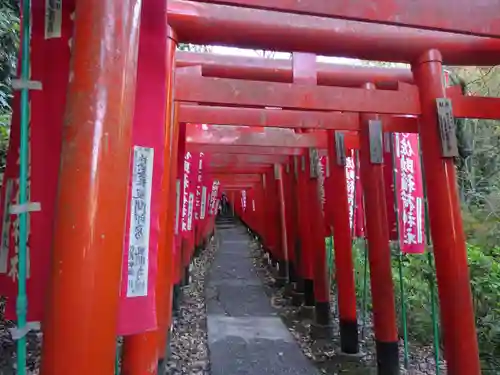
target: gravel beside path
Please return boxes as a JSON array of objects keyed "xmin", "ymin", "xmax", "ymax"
[
  {"xmin": 248, "ymin": 237, "xmax": 447, "ymax": 375},
  {"xmin": 166, "ymin": 235, "xmax": 217, "ymax": 375}
]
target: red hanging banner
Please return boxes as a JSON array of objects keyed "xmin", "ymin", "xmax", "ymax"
[
  {"xmin": 181, "ymin": 150, "xmax": 198, "ymax": 265},
  {"xmin": 394, "ymin": 133, "xmax": 425, "ymax": 254},
  {"xmin": 317, "ymin": 155, "xmax": 330, "ymax": 236},
  {"xmin": 116, "ymin": 1, "xmax": 170, "ymax": 333},
  {"xmin": 181, "ymin": 151, "xmax": 196, "ymax": 237},
  {"xmin": 240, "ymin": 189, "xmax": 247, "ymax": 212},
  {"xmin": 208, "ymin": 180, "xmax": 220, "ymax": 216},
  {"xmin": 345, "ymin": 152, "xmax": 356, "ymax": 234},
  {"xmin": 0, "ymin": 0, "xmax": 73, "ymax": 321},
  {"xmin": 346, "ymin": 151, "xmax": 365, "ymax": 238}
]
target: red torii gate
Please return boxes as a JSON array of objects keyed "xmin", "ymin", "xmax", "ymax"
[
  {"xmin": 182, "ymin": 0, "xmax": 500, "ymax": 37},
  {"xmin": 176, "ymin": 51, "xmax": 414, "ymax": 89},
  {"xmin": 167, "ymin": 0, "xmax": 500, "ymax": 65},
  {"xmin": 31, "ymin": 1, "xmax": 500, "ymax": 375}
]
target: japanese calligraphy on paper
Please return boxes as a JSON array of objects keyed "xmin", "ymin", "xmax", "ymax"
[
  {"xmin": 127, "ymin": 146, "xmax": 154, "ymax": 297},
  {"xmin": 175, "ymin": 179, "xmax": 181, "ymax": 235},
  {"xmin": 345, "ymin": 151, "xmax": 356, "ymax": 231},
  {"xmin": 200, "ymin": 186, "xmax": 207, "ymax": 220},
  {"xmin": 0, "ymin": 122, "xmax": 33, "ymax": 280},
  {"xmin": 394, "ymin": 133, "xmax": 425, "ymax": 253},
  {"xmin": 241, "ymin": 190, "xmax": 247, "ymax": 211},
  {"xmin": 345, "ymin": 151, "xmax": 365, "ymax": 238},
  {"xmin": 209, "ymin": 180, "xmax": 220, "ymax": 215},
  {"xmin": 187, "ymin": 193, "xmax": 194, "ymax": 231},
  {"xmin": 45, "ymin": 0, "xmax": 63, "ymax": 39},
  {"xmin": 181, "ymin": 152, "xmax": 192, "ymax": 232},
  {"xmin": 317, "ymin": 155, "xmax": 326, "ymax": 215},
  {"xmin": 195, "ymin": 153, "xmax": 204, "ymax": 221}
]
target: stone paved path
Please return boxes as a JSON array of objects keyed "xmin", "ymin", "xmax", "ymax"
[{"xmin": 206, "ymin": 218, "xmax": 319, "ymax": 375}]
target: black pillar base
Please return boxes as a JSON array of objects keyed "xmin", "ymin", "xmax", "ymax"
[
  {"xmin": 315, "ymin": 301, "xmax": 331, "ymax": 326},
  {"xmin": 157, "ymin": 323, "xmax": 173, "ymax": 373},
  {"xmin": 165, "ymin": 323, "xmax": 173, "ymax": 360},
  {"xmin": 274, "ymin": 276, "xmax": 287, "ymax": 288},
  {"xmin": 310, "ymin": 321, "xmax": 333, "ymax": 340},
  {"xmin": 295, "ymin": 278, "xmax": 305, "ymax": 293},
  {"xmin": 157, "ymin": 358, "xmax": 166, "ymax": 375},
  {"xmin": 303, "ymin": 279, "xmax": 315, "ymax": 307},
  {"xmin": 172, "ymin": 283, "xmax": 181, "ymax": 315},
  {"xmin": 270, "ymin": 254, "xmax": 278, "ymax": 268},
  {"xmin": 290, "ymin": 292, "xmax": 304, "ymax": 306},
  {"xmin": 262, "ymin": 253, "xmax": 270, "ymax": 266},
  {"xmin": 339, "ymin": 319, "xmax": 360, "ymax": 354},
  {"xmin": 283, "ymin": 282, "xmax": 295, "ymax": 297},
  {"xmin": 182, "ymin": 265, "xmax": 190, "ymax": 287},
  {"xmin": 376, "ymin": 340, "xmax": 400, "ymax": 375},
  {"xmin": 278, "ymin": 260, "xmax": 289, "ymax": 280},
  {"xmin": 298, "ymin": 305, "xmax": 315, "ymax": 320}
]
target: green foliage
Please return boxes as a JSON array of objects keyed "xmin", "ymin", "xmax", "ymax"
[
  {"xmin": 350, "ymin": 241, "xmax": 500, "ymax": 372},
  {"xmin": 0, "ymin": 1, "xmax": 20, "ymax": 115},
  {"xmin": 0, "ymin": 1, "xmax": 19, "ymax": 174}
]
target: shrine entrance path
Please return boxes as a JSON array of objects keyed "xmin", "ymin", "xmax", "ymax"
[{"xmin": 205, "ymin": 217, "xmax": 319, "ymax": 375}]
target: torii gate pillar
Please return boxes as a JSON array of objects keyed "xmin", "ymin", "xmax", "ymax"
[
  {"xmin": 359, "ymin": 84, "xmax": 399, "ymax": 375},
  {"xmin": 412, "ymin": 50, "xmax": 481, "ymax": 375},
  {"xmin": 40, "ymin": 1, "xmax": 142, "ymax": 374}
]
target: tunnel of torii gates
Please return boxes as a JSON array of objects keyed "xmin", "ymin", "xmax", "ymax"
[{"xmin": 3, "ymin": 0, "xmax": 500, "ymax": 375}]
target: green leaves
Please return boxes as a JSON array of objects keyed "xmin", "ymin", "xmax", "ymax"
[
  {"xmin": 0, "ymin": 2, "xmax": 19, "ymax": 173},
  {"xmin": 351, "ymin": 241, "xmax": 500, "ymax": 371},
  {"xmin": 0, "ymin": 2, "xmax": 19, "ymax": 115}
]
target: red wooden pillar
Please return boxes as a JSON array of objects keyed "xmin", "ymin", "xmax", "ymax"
[
  {"xmin": 296, "ymin": 154, "xmax": 315, "ymax": 310},
  {"xmin": 327, "ymin": 131, "xmax": 359, "ymax": 354},
  {"xmin": 275, "ymin": 163, "xmax": 290, "ymax": 285},
  {"xmin": 289, "ymin": 156, "xmax": 305, "ymax": 306},
  {"xmin": 283, "ymin": 160, "xmax": 297, "ymax": 284},
  {"xmin": 40, "ymin": 1, "xmax": 142, "ymax": 374},
  {"xmin": 263, "ymin": 170, "xmax": 280, "ymax": 266},
  {"xmin": 292, "ymin": 52, "xmax": 318, "ymax": 314},
  {"xmin": 230, "ymin": 191, "xmax": 236, "ymax": 217},
  {"xmin": 271, "ymin": 169, "xmax": 283, "ymax": 268},
  {"xmin": 259, "ymin": 174, "xmax": 271, "ymax": 260},
  {"xmin": 306, "ymin": 149, "xmax": 331, "ymax": 326},
  {"xmin": 121, "ymin": 3, "xmax": 176, "ymax": 374},
  {"xmin": 173, "ymin": 123, "xmax": 187, "ymax": 313},
  {"xmin": 358, "ymin": 83, "xmax": 399, "ymax": 375},
  {"xmin": 412, "ymin": 50, "xmax": 481, "ymax": 375},
  {"xmin": 159, "ymin": 97, "xmax": 181, "ymax": 362}
]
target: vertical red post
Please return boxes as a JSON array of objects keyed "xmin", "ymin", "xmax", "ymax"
[
  {"xmin": 269, "ymin": 169, "xmax": 281, "ymax": 268},
  {"xmin": 230, "ymin": 191, "xmax": 236, "ymax": 217},
  {"xmin": 283, "ymin": 161, "xmax": 297, "ymax": 285},
  {"xmin": 158, "ymin": 98, "xmax": 181, "ymax": 363},
  {"xmin": 296, "ymin": 154, "xmax": 315, "ymax": 313},
  {"xmin": 327, "ymin": 131, "xmax": 359, "ymax": 354},
  {"xmin": 275, "ymin": 164, "xmax": 290, "ymax": 285},
  {"xmin": 412, "ymin": 50, "xmax": 481, "ymax": 375},
  {"xmin": 306, "ymin": 149, "xmax": 331, "ymax": 327},
  {"xmin": 121, "ymin": 3, "xmax": 174, "ymax": 374},
  {"xmin": 292, "ymin": 53, "xmax": 318, "ymax": 315},
  {"xmin": 358, "ymin": 83, "xmax": 399, "ymax": 375},
  {"xmin": 289, "ymin": 156, "xmax": 306, "ymax": 306},
  {"xmin": 173, "ymin": 123, "xmax": 187, "ymax": 314},
  {"xmin": 262, "ymin": 171, "xmax": 278, "ymax": 267},
  {"xmin": 40, "ymin": 1, "xmax": 142, "ymax": 374}
]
